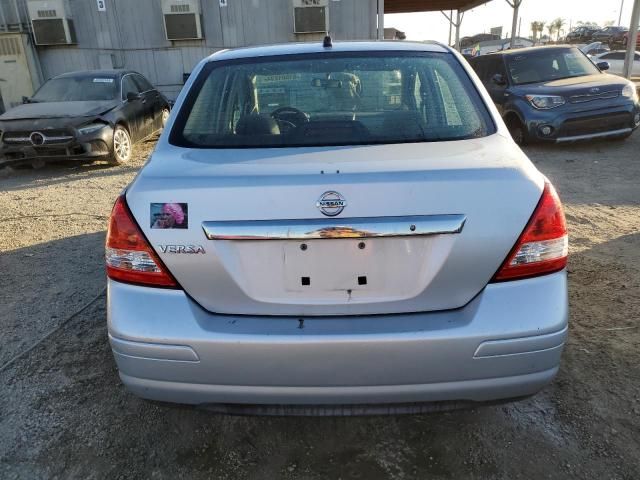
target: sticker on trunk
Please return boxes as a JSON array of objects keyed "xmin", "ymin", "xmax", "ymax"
[{"xmin": 151, "ymin": 203, "xmax": 188, "ymax": 229}]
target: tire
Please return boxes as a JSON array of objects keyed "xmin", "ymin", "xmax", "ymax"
[
  {"xmin": 109, "ymin": 125, "xmax": 132, "ymax": 165},
  {"xmin": 506, "ymin": 117, "xmax": 528, "ymax": 146}
]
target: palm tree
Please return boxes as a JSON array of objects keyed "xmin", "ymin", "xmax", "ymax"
[
  {"xmin": 552, "ymin": 18, "xmax": 566, "ymax": 42},
  {"xmin": 530, "ymin": 21, "xmax": 545, "ymax": 42},
  {"xmin": 547, "ymin": 23, "xmax": 556, "ymax": 42}
]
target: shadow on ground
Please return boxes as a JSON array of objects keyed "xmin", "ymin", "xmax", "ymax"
[{"xmin": 0, "ymin": 232, "xmax": 106, "ymax": 367}]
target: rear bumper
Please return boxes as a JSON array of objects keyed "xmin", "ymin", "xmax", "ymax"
[{"xmin": 107, "ymin": 271, "xmax": 568, "ymax": 407}]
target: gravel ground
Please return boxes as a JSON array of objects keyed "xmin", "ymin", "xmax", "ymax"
[{"xmin": 1, "ymin": 133, "xmax": 639, "ymax": 479}]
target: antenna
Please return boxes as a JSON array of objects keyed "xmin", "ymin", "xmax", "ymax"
[{"xmin": 323, "ymin": 35, "xmax": 332, "ymax": 48}]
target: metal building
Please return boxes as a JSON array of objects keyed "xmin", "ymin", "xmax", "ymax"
[{"xmin": 0, "ymin": 0, "xmax": 379, "ymax": 110}]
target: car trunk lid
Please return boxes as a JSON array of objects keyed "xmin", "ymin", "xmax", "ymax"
[{"xmin": 126, "ymin": 133, "xmax": 543, "ymax": 316}]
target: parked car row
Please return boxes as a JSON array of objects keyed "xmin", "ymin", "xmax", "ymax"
[
  {"xmin": 566, "ymin": 25, "xmax": 631, "ymax": 47},
  {"xmin": 0, "ymin": 70, "xmax": 170, "ymax": 168},
  {"xmin": 566, "ymin": 26, "xmax": 601, "ymax": 44},
  {"xmin": 0, "ymin": 39, "xmax": 636, "ymax": 412},
  {"xmin": 2, "ymin": 43, "xmax": 639, "ymax": 170}
]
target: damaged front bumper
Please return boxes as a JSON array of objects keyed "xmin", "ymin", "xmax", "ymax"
[{"xmin": 0, "ymin": 124, "xmax": 114, "ymax": 166}]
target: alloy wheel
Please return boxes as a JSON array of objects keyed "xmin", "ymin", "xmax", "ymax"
[{"xmin": 113, "ymin": 127, "xmax": 131, "ymax": 163}]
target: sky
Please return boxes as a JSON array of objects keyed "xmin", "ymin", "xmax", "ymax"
[{"xmin": 385, "ymin": 0, "xmax": 636, "ymax": 44}]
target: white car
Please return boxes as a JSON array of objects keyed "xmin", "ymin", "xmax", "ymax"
[
  {"xmin": 580, "ymin": 41, "xmax": 610, "ymax": 58},
  {"xmin": 105, "ymin": 40, "xmax": 569, "ymax": 413},
  {"xmin": 593, "ymin": 50, "xmax": 640, "ymax": 76}
]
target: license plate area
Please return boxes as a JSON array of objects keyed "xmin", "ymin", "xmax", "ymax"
[
  {"xmin": 210, "ymin": 233, "xmax": 457, "ymax": 305},
  {"xmin": 280, "ymin": 237, "xmax": 434, "ymax": 302},
  {"xmin": 283, "ymin": 239, "xmax": 380, "ymax": 293}
]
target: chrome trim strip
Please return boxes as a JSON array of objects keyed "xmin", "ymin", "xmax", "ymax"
[
  {"xmin": 3, "ymin": 135, "xmax": 74, "ymax": 145},
  {"xmin": 568, "ymin": 91, "xmax": 619, "ymax": 103},
  {"xmin": 555, "ymin": 127, "xmax": 632, "ymax": 143},
  {"xmin": 202, "ymin": 215, "xmax": 466, "ymax": 241}
]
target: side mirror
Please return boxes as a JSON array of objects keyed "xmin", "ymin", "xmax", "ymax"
[
  {"xmin": 492, "ymin": 73, "xmax": 507, "ymax": 86},
  {"xmin": 22, "ymin": 96, "xmax": 31, "ymax": 104},
  {"xmin": 126, "ymin": 91, "xmax": 141, "ymax": 102},
  {"xmin": 596, "ymin": 61, "xmax": 610, "ymax": 71}
]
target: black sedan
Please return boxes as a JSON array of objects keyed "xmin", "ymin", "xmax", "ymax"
[{"xmin": 0, "ymin": 70, "xmax": 170, "ymax": 167}]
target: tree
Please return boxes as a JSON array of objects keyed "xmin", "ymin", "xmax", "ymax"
[
  {"xmin": 530, "ymin": 21, "xmax": 545, "ymax": 42},
  {"xmin": 547, "ymin": 23, "xmax": 556, "ymax": 41},
  {"xmin": 551, "ymin": 18, "xmax": 566, "ymax": 42},
  {"xmin": 576, "ymin": 21, "xmax": 599, "ymax": 28}
]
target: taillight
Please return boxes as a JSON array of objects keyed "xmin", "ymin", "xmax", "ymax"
[
  {"xmin": 492, "ymin": 181, "xmax": 568, "ymax": 282},
  {"xmin": 105, "ymin": 195, "xmax": 178, "ymax": 288}
]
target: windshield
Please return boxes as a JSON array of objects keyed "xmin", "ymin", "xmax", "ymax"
[
  {"xmin": 506, "ymin": 48, "xmax": 601, "ymax": 85},
  {"xmin": 32, "ymin": 76, "xmax": 118, "ymax": 102},
  {"xmin": 170, "ymin": 52, "xmax": 495, "ymax": 148}
]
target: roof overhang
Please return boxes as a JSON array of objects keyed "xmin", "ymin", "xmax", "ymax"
[{"xmin": 385, "ymin": 0, "xmax": 492, "ymax": 14}]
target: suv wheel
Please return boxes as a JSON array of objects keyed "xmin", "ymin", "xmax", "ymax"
[
  {"xmin": 109, "ymin": 125, "xmax": 132, "ymax": 165},
  {"xmin": 507, "ymin": 117, "xmax": 528, "ymax": 146}
]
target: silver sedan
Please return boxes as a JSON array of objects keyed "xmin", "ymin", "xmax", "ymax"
[{"xmin": 105, "ymin": 40, "xmax": 568, "ymax": 413}]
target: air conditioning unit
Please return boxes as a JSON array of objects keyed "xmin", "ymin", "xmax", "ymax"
[
  {"xmin": 27, "ymin": 0, "xmax": 77, "ymax": 46},
  {"xmin": 161, "ymin": 0, "xmax": 203, "ymax": 41},
  {"xmin": 293, "ymin": 0, "xmax": 329, "ymax": 34}
]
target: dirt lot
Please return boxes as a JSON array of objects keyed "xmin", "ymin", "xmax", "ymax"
[{"xmin": 1, "ymin": 134, "xmax": 639, "ymax": 480}]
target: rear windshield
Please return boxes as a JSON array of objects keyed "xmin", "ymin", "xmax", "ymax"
[
  {"xmin": 170, "ymin": 52, "xmax": 495, "ymax": 148},
  {"xmin": 506, "ymin": 48, "xmax": 601, "ymax": 85},
  {"xmin": 32, "ymin": 76, "xmax": 118, "ymax": 102}
]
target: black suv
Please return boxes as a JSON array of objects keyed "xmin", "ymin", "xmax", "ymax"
[
  {"xmin": 592, "ymin": 26, "xmax": 628, "ymax": 47},
  {"xmin": 566, "ymin": 26, "xmax": 599, "ymax": 43},
  {"xmin": 470, "ymin": 46, "xmax": 640, "ymax": 145}
]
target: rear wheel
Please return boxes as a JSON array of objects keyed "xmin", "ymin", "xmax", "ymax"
[
  {"xmin": 506, "ymin": 117, "xmax": 528, "ymax": 146},
  {"xmin": 109, "ymin": 125, "xmax": 132, "ymax": 165}
]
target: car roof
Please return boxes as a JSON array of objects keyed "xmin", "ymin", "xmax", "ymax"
[
  {"xmin": 53, "ymin": 69, "xmax": 135, "ymax": 79},
  {"xmin": 207, "ymin": 40, "xmax": 450, "ymax": 62},
  {"xmin": 479, "ymin": 45, "xmax": 580, "ymax": 57}
]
